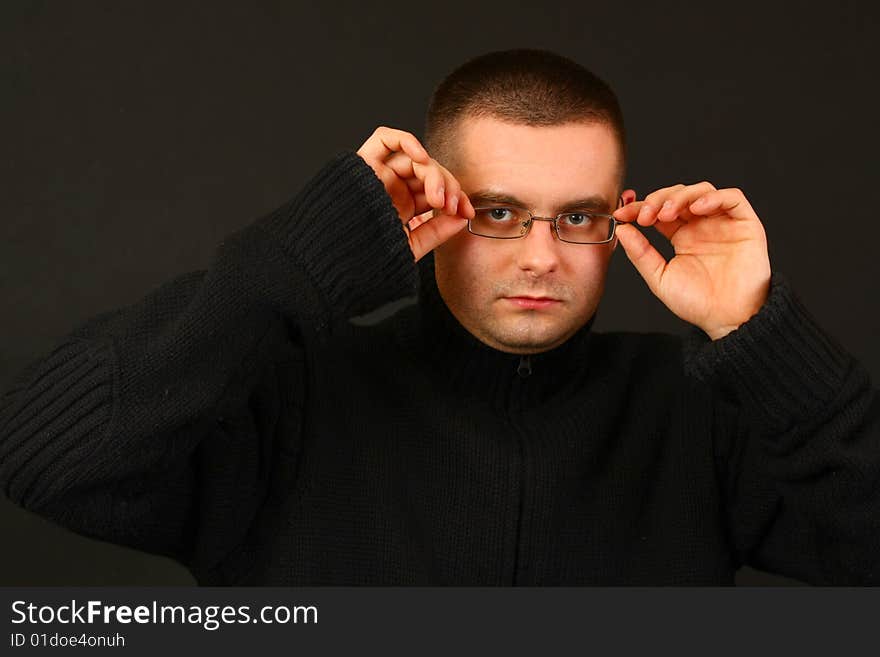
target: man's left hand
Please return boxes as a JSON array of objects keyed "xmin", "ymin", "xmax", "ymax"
[{"xmin": 612, "ymin": 182, "xmax": 771, "ymax": 341}]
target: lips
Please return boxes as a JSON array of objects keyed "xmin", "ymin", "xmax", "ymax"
[
  {"xmin": 505, "ymin": 294, "xmax": 561, "ymax": 301},
  {"xmin": 503, "ymin": 295, "xmax": 561, "ymax": 309}
]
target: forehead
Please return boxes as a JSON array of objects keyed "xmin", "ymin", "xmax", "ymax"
[{"xmin": 450, "ymin": 116, "xmax": 621, "ymax": 208}]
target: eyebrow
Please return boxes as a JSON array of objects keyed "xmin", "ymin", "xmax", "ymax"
[{"xmin": 467, "ymin": 189, "xmax": 613, "ymax": 213}]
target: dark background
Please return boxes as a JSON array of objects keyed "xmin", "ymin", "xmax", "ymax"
[{"xmin": 1, "ymin": 0, "xmax": 877, "ymax": 585}]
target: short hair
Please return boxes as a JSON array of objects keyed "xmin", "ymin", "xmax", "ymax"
[{"xmin": 423, "ymin": 48, "xmax": 626, "ymax": 188}]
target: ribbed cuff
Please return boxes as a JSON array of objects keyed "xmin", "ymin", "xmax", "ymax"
[
  {"xmin": 0, "ymin": 339, "xmax": 115, "ymax": 509},
  {"xmin": 255, "ymin": 151, "xmax": 418, "ymax": 322},
  {"xmin": 683, "ymin": 271, "xmax": 853, "ymax": 430}
]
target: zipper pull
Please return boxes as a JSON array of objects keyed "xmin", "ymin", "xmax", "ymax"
[{"xmin": 517, "ymin": 354, "xmax": 532, "ymax": 378}]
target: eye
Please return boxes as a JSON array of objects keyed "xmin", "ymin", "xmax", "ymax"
[
  {"xmin": 487, "ymin": 208, "xmax": 516, "ymax": 222},
  {"xmin": 561, "ymin": 213, "xmax": 593, "ymax": 226}
]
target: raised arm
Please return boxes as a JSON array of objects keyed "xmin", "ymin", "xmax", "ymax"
[
  {"xmin": 685, "ymin": 273, "xmax": 880, "ymax": 585},
  {"xmin": 0, "ymin": 133, "xmax": 470, "ymax": 575}
]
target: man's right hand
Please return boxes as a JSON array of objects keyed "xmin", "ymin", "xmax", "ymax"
[{"xmin": 356, "ymin": 126, "xmax": 474, "ymax": 262}]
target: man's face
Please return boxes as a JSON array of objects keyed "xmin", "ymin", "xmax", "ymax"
[{"xmin": 433, "ymin": 116, "xmax": 633, "ymax": 354}]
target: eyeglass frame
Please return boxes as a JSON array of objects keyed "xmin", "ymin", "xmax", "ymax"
[{"xmin": 467, "ymin": 196, "xmax": 625, "ymax": 244}]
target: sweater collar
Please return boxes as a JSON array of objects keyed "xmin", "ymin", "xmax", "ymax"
[{"xmin": 403, "ymin": 253, "xmax": 596, "ymax": 414}]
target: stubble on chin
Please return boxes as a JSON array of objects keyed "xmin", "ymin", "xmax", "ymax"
[{"xmin": 472, "ymin": 299, "xmax": 580, "ymax": 354}]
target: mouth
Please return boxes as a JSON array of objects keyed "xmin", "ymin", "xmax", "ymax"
[{"xmin": 503, "ymin": 295, "xmax": 562, "ymax": 309}]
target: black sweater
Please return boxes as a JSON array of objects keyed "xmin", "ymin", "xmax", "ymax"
[{"xmin": 1, "ymin": 152, "xmax": 878, "ymax": 585}]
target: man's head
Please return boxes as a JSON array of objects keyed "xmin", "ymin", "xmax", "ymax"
[{"xmin": 423, "ymin": 49, "xmax": 635, "ymax": 354}]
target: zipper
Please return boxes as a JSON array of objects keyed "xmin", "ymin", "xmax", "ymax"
[
  {"xmin": 507, "ymin": 413, "xmax": 529, "ymax": 585},
  {"xmin": 509, "ymin": 355, "xmax": 531, "ymax": 584}
]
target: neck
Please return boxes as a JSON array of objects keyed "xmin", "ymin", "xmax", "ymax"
[{"xmin": 393, "ymin": 252, "xmax": 598, "ymax": 414}]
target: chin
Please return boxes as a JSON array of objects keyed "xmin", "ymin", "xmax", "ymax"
[{"xmin": 486, "ymin": 323, "xmax": 573, "ymax": 354}]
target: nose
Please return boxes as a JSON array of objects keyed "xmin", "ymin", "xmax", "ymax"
[{"xmin": 515, "ymin": 217, "xmax": 560, "ymax": 277}]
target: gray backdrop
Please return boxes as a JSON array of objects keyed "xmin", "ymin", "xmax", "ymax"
[{"xmin": 1, "ymin": 0, "xmax": 877, "ymax": 585}]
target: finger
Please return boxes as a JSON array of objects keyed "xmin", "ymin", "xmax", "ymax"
[
  {"xmin": 385, "ymin": 151, "xmax": 417, "ymax": 181},
  {"xmin": 688, "ymin": 188, "xmax": 755, "ymax": 221},
  {"xmin": 385, "ymin": 153, "xmax": 429, "ymax": 201},
  {"xmin": 614, "ymin": 223, "xmax": 668, "ymax": 297},
  {"xmin": 390, "ymin": 160, "xmax": 464, "ymax": 216},
  {"xmin": 459, "ymin": 189, "xmax": 475, "ymax": 218},
  {"xmin": 357, "ymin": 126, "xmax": 430, "ymax": 165},
  {"xmin": 636, "ymin": 202, "xmax": 662, "ymax": 227},
  {"xmin": 386, "ymin": 151, "xmax": 471, "ymax": 218},
  {"xmin": 620, "ymin": 182, "xmax": 716, "ymax": 227},
  {"xmin": 433, "ymin": 161, "xmax": 465, "ymax": 216},
  {"xmin": 651, "ymin": 218, "xmax": 687, "ymax": 242},
  {"xmin": 619, "ymin": 199, "xmax": 667, "ymax": 227},
  {"xmin": 404, "ymin": 160, "xmax": 444, "ymax": 209},
  {"xmin": 437, "ymin": 171, "xmax": 459, "ymax": 216},
  {"xmin": 409, "ymin": 213, "xmax": 469, "ymax": 262},
  {"xmin": 614, "ymin": 202, "xmax": 664, "ymax": 231},
  {"xmin": 612, "ymin": 201, "xmax": 645, "ymax": 222},
  {"xmin": 413, "ymin": 160, "xmax": 457, "ymax": 211},
  {"xmin": 642, "ymin": 183, "xmax": 687, "ymax": 210},
  {"xmin": 386, "ymin": 151, "xmax": 470, "ymax": 218},
  {"xmin": 375, "ymin": 163, "xmax": 414, "ymax": 222},
  {"xmin": 655, "ymin": 181, "xmax": 717, "ymax": 223},
  {"xmin": 629, "ymin": 184, "xmax": 686, "ymax": 226},
  {"xmin": 408, "ymin": 209, "xmax": 434, "ymax": 231},
  {"xmin": 411, "ymin": 190, "xmax": 430, "ymax": 216},
  {"xmin": 425, "ymin": 164, "xmax": 447, "ymax": 209},
  {"xmin": 411, "ymin": 190, "xmax": 473, "ymax": 219},
  {"xmin": 387, "ymin": 155, "xmax": 446, "ymax": 208}
]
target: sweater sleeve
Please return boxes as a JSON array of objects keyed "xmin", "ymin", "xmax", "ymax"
[
  {"xmin": 683, "ymin": 272, "xmax": 880, "ymax": 585},
  {"xmin": 0, "ymin": 151, "xmax": 417, "ymax": 576}
]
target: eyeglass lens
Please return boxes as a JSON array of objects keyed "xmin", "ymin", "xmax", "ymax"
[{"xmin": 470, "ymin": 207, "xmax": 614, "ymax": 243}]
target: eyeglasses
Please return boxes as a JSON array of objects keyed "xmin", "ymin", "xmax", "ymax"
[{"xmin": 468, "ymin": 201, "xmax": 623, "ymax": 244}]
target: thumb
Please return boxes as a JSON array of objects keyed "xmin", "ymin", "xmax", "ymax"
[
  {"xmin": 410, "ymin": 213, "xmax": 468, "ymax": 262},
  {"xmin": 615, "ymin": 223, "xmax": 668, "ymax": 297}
]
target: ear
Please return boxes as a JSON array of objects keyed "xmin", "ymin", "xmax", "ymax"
[{"xmin": 611, "ymin": 188, "xmax": 637, "ymax": 252}]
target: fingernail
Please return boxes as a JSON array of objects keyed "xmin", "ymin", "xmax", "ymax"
[
  {"xmin": 450, "ymin": 195, "xmax": 459, "ymax": 215},
  {"xmin": 438, "ymin": 187, "xmax": 445, "ymax": 206}
]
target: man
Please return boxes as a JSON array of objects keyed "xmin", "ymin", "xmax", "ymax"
[{"xmin": 1, "ymin": 49, "xmax": 877, "ymax": 585}]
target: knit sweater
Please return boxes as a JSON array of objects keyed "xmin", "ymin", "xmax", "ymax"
[{"xmin": 1, "ymin": 152, "xmax": 878, "ymax": 585}]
